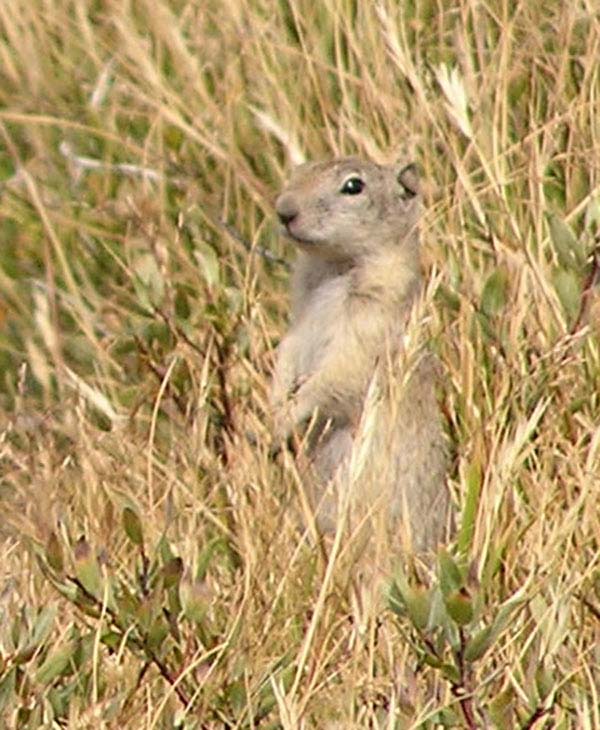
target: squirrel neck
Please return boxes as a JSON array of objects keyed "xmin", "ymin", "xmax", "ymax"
[{"xmin": 291, "ymin": 233, "xmax": 421, "ymax": 319}]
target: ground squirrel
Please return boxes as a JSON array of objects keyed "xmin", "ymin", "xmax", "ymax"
[{"xmin": 271, "ymin": 157, "xmax": 449, "ymax": 552}]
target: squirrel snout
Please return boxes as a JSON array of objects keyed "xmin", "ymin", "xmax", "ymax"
[{"xmin": 276, "ymin": 194, "xmax": 299, "ymax": 226}]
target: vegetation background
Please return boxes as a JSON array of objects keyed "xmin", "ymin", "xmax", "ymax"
[{"xmin": 1, "ymin": 0, "xmax": 599, "ymax": 727}]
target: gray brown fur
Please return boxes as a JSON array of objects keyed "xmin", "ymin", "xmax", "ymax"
[{"xmin": 271, "ymin": 157, "xmax": 449, "ymax": 552}]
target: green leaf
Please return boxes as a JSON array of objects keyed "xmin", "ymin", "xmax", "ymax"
[
  {"xmin": 225, "ymin": 679, "xmax": 247, "ymax": 713},
  {"xmin": 225, "ymin": 286, "xmax": 244, "ymax": 314},
  {"xmin": 116, "ymin": 587, "xmax": 140, "ymax": 619},
  {"xmin": 436, "ymin": 283, "xmax": 461, "ymax": 313},
  {"xmin": 194, "ymin": 242, "xmax": 220, "ymax": 288},
  {"xmin": 256, "ymin": 662, "xmax": 295, "ymax": 719},
  {"xmin": 101, "ymin": 631, "xmax": 122, "ymax": 652},
  {"xmin": 0, "ymin": 668, "xmax": 16, "ymax": 712},
  {"xmin": 36, "ymin": 641, "xmax": 76, "ymax": 685},
  {"xmin": 481, "ymin": 268, "xmax": 508, "ymax": 317},
  {"xmin": 136, "ymin": 590, "xmax": 162, "ymax": 633},
  {"xmin": 429, "ymin": 707, "xmax": 461, "ymax": 726},
  {"xmin": 388, "ymin": 570, "xmax": 411, "ymax": 617},
  {"xmin": 427, "ymin": 586, "xmax": 451, "ymax": 631},
  {"xmin": 489, "ymin": 687, "xmax": 515, "ymax": 726},
  {"xmin": 535, "ymin": 664, "xmax": 555, "ymax": 702},
  {"xmin": 489, "ymin": 592, "xmax": 527, "ymax": 640},
  {"xmin": 13, "ymin": 606, "xmax": 57, "ymax": 663},
  {"xmin": 457, "ymin": 460, "xmax": 482, "ymax": 555},
  {"xmin": 546, "ymin": 212, "xmax": 585, "ymax": 269},
  {"xmin": 464, "ymin": 625, "xmax": 493, "ymax": 662},
  {"xmin": 552, "ymin": 267, "xmax": 582, "ymax": 324},
  {"xmin": 440, "ymin": 663, "xmax": 461, "ymax": 682},
  {"xmin": 146, "ymin": 618, "xmax": 169, "ymax": 651},
  {"xmin": 180, "ymin": 577, "xmax": 211, "ymax": 625},
  {"xmin": 48, "ymin": 576, "xmax": 79, "ymax": 603},
  {"xmin": 162, "ymin": 557, "xmax": 184, "ymax": 590},
  {"xmin": 46, "ymin": 532, "xmax": 64, "ymax": 573},
  {"xmin": 122, "ymin": 507, "xmax": 144, "ymax": 548},
  {"xmin": 164, "ymin": 124, "xmax": 184, "ymax": 150},
  {"xmin": 464, "ymin": 590, "xmax": 527, "ymax": 663},
  {"xmin": 174, "ymin": 286, "xmax": 191, "ymax": 320},
  {"xmin": 406, "ymin": 588, "xmax": 432, "ymax": 631},
  {"xmin": 445, "ymin": 588, "xmax": 474, "ymax": 626},
  {"xmin": 28, "ymin": 605, "xmax": 57, "ymax": 652},
  {"xmin": 438, "ymin": 549, "xmax": 463, "ymax": 597},
  {"xmin": 158, "ymin": 535, "xmax": 175, "ymax": 563},
  {"xmin": 47, "ymin": 681, "xmax": 78, "ymax": 718},
  {"xmin": 132, "ymin": 252, "xmax": 165, "ymax": 310},
  {"xmin": 196, "ymin": 537, "xmax": 223, "ymax": 582},
  {"xmin": 389, "ymin": 572, "xmax": 432, "ymax": 631},
  {"xmin": 388, "ymin": 581, "xmax": 404, "ymax": 617},
  {"xmin": 584, "ymin": 195, "xmax": 600, "ymax": 235},
  {"xmin": 421, "ymin": 651, "xmax": 443, "ymax": 669},
  {"xmin": 73, "ymin": 538, "xmax": 102, "ymax": 599}
]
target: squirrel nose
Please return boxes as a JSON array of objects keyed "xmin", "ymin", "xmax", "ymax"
[
  {"xmin": 278, "ymin": 211, "xmax": 297, "ymax": 226},
  {"xmin": 276, "ymin": 194, "xmax": 299, "ymax": 227}
]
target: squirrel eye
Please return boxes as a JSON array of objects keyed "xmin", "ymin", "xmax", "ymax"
[{"xmin": 340, "ymin": 176, "xmax": 365, "ymax": 195}]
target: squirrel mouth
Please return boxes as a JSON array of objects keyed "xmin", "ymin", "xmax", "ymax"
[{"xmin": 281, "ymin": 223, "xmax": 315, "ymax": 245}]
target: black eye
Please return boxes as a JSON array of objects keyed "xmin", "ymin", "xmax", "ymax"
[{"xmin": 340, "ymin": 176, "xmax": 365, "ymax": 195}]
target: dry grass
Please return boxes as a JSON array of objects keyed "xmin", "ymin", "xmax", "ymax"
[{"xmin": 0, "ymin": 0, "xmax": 599, "ymax": 728}]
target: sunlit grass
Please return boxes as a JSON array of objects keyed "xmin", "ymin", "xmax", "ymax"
[{"xmin": 0, "ymin": 0, "xmax": 599, "ymax": 727}]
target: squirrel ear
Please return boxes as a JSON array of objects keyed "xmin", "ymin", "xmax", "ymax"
[{"xmin": 397, "ymin": 162, "xmax": 420, "ymax": 199}]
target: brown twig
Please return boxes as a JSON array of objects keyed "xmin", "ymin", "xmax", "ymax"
[
  {"xmin": 571, "ymin": 246, "xmax": 600, "ymax": 334},
  {"xmin": 211, "ymin": 333, "xmax": 236, "ymax": 464},
  {"xmin": 152, "ymin": 307, "xmax": 236, "ymax": 464},
  {"xmin": 519, "ymin": 705, "xmax": 551, "ymax": 730},
  {"xmin": 578, "ymin": 595, "xmax": 600, "ymax": 622},
  {"xmin": 451, "ymin": 685, "xmax": 479, "ymax": 730},
  {"xmin": 452, "ymin": 629, "xmax": 480, "ymax": 730},
  {"xmin": 67, "ymin": 575, "xmax": 192, "ymax": 708},
  {"xmin": 133, "ymin": 334, "xmax": 189, "ymax": 417},
  {"xmin": 218, "ymin": 217, "xmax": 289, "ymax": 268}
]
